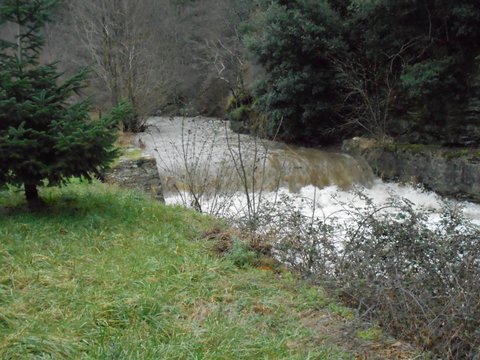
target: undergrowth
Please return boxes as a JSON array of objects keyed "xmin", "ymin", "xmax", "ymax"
[{"xmin": 259, "ymin": 192, "xmax": 480, "ymax": 359}]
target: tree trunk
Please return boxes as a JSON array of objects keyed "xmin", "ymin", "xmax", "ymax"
[{"xmin": 24, "ymin": 183, "xmax": 44, "ymax": 210}]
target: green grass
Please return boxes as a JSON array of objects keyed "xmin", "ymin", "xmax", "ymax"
[
  {"xmin": 120, "ymin": 148, "xmax": 144, "ymax": 160},
  {"xmin": 0, "ymin": 183, "xmax": 407, "ymax": 359},
  {"xmin": 357, "ymin": 327, "xmax": 383, "ymax": 342}
]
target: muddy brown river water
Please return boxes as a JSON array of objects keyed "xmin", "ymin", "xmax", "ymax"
[{"xmin": 137, "ymin": 116, "xmax": 480, "ymax": 226}]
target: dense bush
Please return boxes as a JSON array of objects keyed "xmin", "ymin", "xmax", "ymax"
[
  {"xmin": 337, "ymin": 199, "xmax": 480, "ymax": 358},
  {"xmin": 260, "ymin": 193, "xmax": 480, "ymax": 358},
  {"xmin": 246, "ymin": 0, "xmax": 345, "ymax": 144},
  {"xmin": 247, "ymin": 0, "xmax": 480, "ymax": 145}
]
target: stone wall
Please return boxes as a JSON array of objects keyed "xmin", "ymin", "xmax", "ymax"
[
  {"xmin": 106, "ymin": 153, "xmax": 165, "ymax": 203},
  {"xmin": 343, "ymin": 138, "xmax": 480, "ymax": 202}
]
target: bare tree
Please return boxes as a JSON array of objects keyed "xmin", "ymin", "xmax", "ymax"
[
  {"xmin": 67, "ymin": 0, "xmax": 167, "ymax": 131},
  {"xmin": 334, "ymin": 38, "xmax": 423, "ymax": 142},
  {"xmin": 42, "ymin": 0, "xmax": 257, "ymax": 119},
  {"xmin": 334, "ymin": 56, "xmax": 395, "ymax": 142},
  {"xmin": 200, "ymin": 0, "xmax": 254, "ymax": 101}
]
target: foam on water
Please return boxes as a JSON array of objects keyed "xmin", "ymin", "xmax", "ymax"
[
  {"xmin": 165, "ymin": 180, "xmax": 480, "ymax": 228},
  {"xmin": 140, "ymin": 117, "xmax": 480, "ymax": 229}
]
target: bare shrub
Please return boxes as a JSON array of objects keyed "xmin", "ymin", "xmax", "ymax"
[
  {"xmin": 148, "ymin": 117, "xmax": 238, "ymax": 217},
  {"xmin": 256, "ymin": 193, "xmax": 339, "ymax": 276},
  {"xmin": 268, "ymin": 192, "xmax": 480, "ymax": 359},
  {"xmin": 145, "ymin": 116, "xmax": 285, "ymax": 244},
  {"xmin": 337, "ymin": 199, "xmax": 480, "ymax": 359},
  {"xmin": 225, "ymin": 126, "xmax": 267, "ymax": 234}
]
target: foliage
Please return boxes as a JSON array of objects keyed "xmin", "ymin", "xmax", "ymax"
[
  {"xmin": 229, "ymin": 105, "xmax": 251, "ymax": 122},
  {"xmin": 247, "ymin": 0, "xmax": 480, "ymax": 145},
  {"xmin": 226, "ymin": 90, "xmax": 266, "ymax": 135},
  {"xmin": 0, "ymin": 0, "xmax": 119, "ymax": 207},
  {"xmin": 111, "ymin": 100, "xmax": 138, "ymax": 132},
  {"xmin": 348, "ymin": 0, "xmax": 480, "ymax": 144},
  {"xmin": 247, "ymin": 0, "xmax": 345, "ymax": 144}
]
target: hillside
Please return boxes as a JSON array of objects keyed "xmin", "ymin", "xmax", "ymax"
[{"xmin": 0, "ymin": 183, "xmax": 419, "ymax": 359}]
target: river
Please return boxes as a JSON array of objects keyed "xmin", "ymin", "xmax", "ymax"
[{"xmin": 137, "ymin": 116, "xmax": 480, "ymax": 227}]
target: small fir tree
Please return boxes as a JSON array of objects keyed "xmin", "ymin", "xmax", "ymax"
[{"xmin": 0, "ymin": 0, "xmax": 119, "ymax": 208}]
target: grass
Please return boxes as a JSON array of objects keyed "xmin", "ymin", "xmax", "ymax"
[
  {"xmin": 382, "ymin": 142, "xmax": 480, "ymax": 161},
  {"xmin": 0, "ymin": 183, "xmax": 416, "ymax": 359},
  {"xmin": 121, "ymin": 147, "xmax": 144, "ymax": 160}
]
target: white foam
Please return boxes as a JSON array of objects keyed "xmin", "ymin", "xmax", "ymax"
[
  {"xmin": 165, "ymin": 180, "xmax": 480, "ymax": 228},
  {"xmin": 141, "ymin": 117, "xmax": 480, "ymax": 229}
]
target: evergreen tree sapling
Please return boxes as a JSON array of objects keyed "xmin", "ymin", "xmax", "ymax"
[{"xmin": 0, "ymin": 0, "xmax": 119, "ymax": 208}]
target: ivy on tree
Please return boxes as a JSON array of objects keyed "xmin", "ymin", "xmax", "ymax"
[{"xmin": 0, "ymin": 0, "xmax": 121, "ymax": 209}]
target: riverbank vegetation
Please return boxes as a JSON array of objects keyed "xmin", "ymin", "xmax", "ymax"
[
  {"xmin": 247, "ymin": 0, "xmax": 480, "ymax": 145},
  {"xmin": 0, "ymin": 182, "xmax": 419, "ymax": 359},
  {"xmin": 13, "ymin": 0, "xmax": 478, "ymax": 147},
  {"xmin": 259, "ymin": 192, "xmax": 480, "ymax": 359}
]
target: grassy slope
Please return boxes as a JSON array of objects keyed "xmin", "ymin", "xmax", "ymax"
[{"xmin": 0, "ymin": 183, "xmax": 414, "ymax": 359}]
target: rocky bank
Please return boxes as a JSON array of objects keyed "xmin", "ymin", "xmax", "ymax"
[
  {"xmin": 106, "ymin": 151, "xmax": 165, "ymax": 203},
  {"xmin": 343, "ymin": 138, "xmax": 480, "ymax": 203}
]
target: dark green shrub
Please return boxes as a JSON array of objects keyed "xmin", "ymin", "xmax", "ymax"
[
  {"xmin": 229, "ymin": 105, "xmax": 251, "ymax": 122},
  {"xmin": 247, "ymin": 0, "xmax": 346, "ymax": 144},
  {"xmin": 246, "ymin": 0, "xmax": 480, "ymax": 145}
]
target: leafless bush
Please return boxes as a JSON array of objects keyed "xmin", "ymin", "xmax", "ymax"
[
  {"xmin": 267, "ymin": 192, "xmax": 480, "ymax": 359},
  {"xmin": 225, "ymin": 127, "xmax": 267, "ymax": 233},
  {"xmin": 146, "ymin": 115, "xmax": 285, "ymax": 244},
  {"xmin": 337, "ymin": 199, "xmax": 480, "ymax": 359},
  {"xmin": 149, "ymin": 117, "xmax": 238, "ymax": 216},
  {"xmin": 252, "ymin": 193, "xmax": 339, "ymax": 276}
]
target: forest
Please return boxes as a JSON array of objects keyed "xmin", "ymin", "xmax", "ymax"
[{"xmin": 25, "ymin": 0, "xmax": 480, "ymax": 145}]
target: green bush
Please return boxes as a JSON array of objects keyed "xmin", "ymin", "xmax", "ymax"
[
  {"xmin": 246, "ymin": 0, "xmax": 480, "ymax": 145},
  {"xmin": 247, "ymin": 0, "xmax": 345, "ymax": 144},
  {"xmin": 111, "ymin": 100, "xmax": 138, "ymax": 131},
  {"xmin": 228, "ymin": 105, "xmax": 251, "ymax": 122}
]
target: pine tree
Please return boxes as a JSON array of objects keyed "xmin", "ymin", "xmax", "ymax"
[{"xmin": 0, "ymin": 0, "xmax": 120, "ymax": 209}]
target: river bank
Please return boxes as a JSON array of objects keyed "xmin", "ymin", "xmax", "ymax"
[
  {"xmin": 343, "ymin": 138, "xmax": 480, "ymax": 203},
  {"xmin": 0, "ymin": 182, "xmax": 421, "ymax": 359}
]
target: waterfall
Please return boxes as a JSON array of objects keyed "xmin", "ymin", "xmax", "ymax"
[{"xmin": 138, "ymin": 116, "xmax": 480, "ymax": 226}]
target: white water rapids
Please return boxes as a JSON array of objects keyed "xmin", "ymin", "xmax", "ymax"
[{"xmin": 137, "ymin": 117, "xmax": 480, "ymax": 227}]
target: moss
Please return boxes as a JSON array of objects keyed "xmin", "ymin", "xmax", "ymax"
[
  {"xmin": 110, "ymin": 147, "xmax": 145, "ymax": 167},
  {"xmin": 380, "ymin": 143, "xmax": 480, "ymax": 162},
  {"xmin": 440, "ymin": 148, "xmax": 480, "ymax": 161},
  {"xmin": 384, "ymin": 143, "xmax": 438, "ymax": 155},
  {"xmin": 121, "ymin": 147, "xmax": 144, "ymax": 160},
  {"xmin": 357, "ymin": 327, "xmax": 383, "ymax": 341}
]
